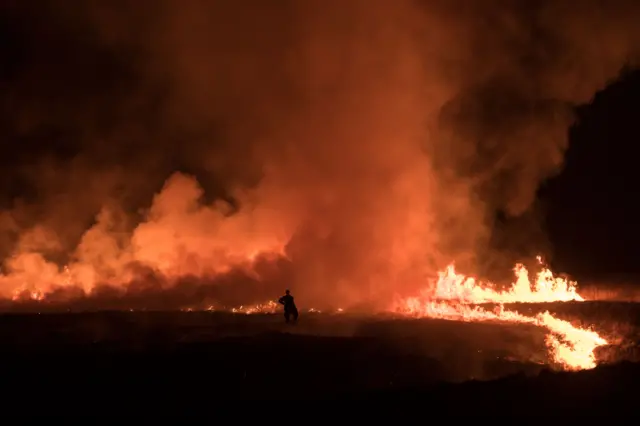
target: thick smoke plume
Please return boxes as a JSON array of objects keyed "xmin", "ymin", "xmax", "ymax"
[{"xmin": 0, "ymin": 0, "xmax": 638, "ymax": 310}]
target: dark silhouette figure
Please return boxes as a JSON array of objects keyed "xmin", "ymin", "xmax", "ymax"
[{"xmin": 278, "ymin": 289, "xmax": 298, "ymax": 323}]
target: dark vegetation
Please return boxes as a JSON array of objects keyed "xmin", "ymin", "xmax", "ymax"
[{"xmin": 1, "ymin": 305, "xmax": 638, "ymax": 414}]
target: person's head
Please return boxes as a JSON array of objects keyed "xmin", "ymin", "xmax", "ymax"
[{"xmin": 285, "ymin": 289, "xmax": 290, "ymax": 295}]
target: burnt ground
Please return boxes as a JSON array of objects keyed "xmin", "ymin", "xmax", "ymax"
[{"xmin": 1, "ymin": 303, "xmax": 640, "ymax": 415}]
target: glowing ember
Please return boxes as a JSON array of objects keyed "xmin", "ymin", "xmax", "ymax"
[
  {"xmin": 11, "ymin": 286, "xmax": 44, "ymax": 302},
  {"xmin": 231, "ymin": 301, "xmax": 278, "ymax": 314},
  {"xmin": 394, "ymin": 258, "xmax": 609, "ymax": 371},
  {"xmin": 196, "ymin": 301, "xmax": 324, "ymax": 315}
]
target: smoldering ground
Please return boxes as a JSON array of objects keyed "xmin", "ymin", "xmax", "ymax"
[{"xmin": 0, "ymin": 0, "xmax": 639, "ymax": 310}]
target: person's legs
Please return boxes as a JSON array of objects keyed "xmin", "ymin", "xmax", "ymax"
[{"xmin": 284, "ymin": 310, "xmax": 290, "ymax": 323}]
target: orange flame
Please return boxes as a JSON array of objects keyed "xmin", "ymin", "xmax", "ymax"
[
  {"xmin": 2, "ymin": 243, "xmax": 612, "ymax": 372},
  {"xmin": 394, "ymin": 258, "xmax": 608, "ymax": 371},
  {"xmin": 431, "ymin": 256, "xmax": 582, "ymax": 304},
  {"xmin": 201, "ymin": 301, "xmax": 325, "ymax": 315}
]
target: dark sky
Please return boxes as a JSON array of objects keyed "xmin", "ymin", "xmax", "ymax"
[
  {"xmin": 1, "ymin": 0, "xmax": 640, "ymax": 307},
  {"xmin": 539, "ymin": 69, "xmax": 640, "ymax": 282}
]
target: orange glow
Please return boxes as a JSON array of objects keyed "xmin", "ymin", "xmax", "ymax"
[
  {"xmin": 0, "ymin": 222, "xmax": 613, "ymax": 372},
  {"xmin": 394, "ymin": 258, "xmax": 608, "ymax": 371},
  {"xmin": 0, "ymin": 173, "xmax": 295, "ymax": 300},
  {"xmin": 179, "ymin": 301, "xmax": 325, "ymax": 315},
  {"xmin": 430, "ymin": 256, "xmax": 583, "ymax": 304},
  {"xmin": 11, "ymin": 287, "xmax": 44, "ymax": 302},
  {"xmin": 229, "ymin": 301, "xmax": 278, "ymax": 314}
]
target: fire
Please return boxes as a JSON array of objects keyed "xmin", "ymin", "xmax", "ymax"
[
  {"xmin": 230, "ymin": 301, "xmax": 278, "ymax": 314},
  {"xmin": 11, "ymin": 286, "xmax": 44, "ymax": 302},
  {"xmin": 199, "ymin": 301, "xmax": 324, "ymax": 315},
  {"xmin": 1, "ymin": 239, "xmax": 612, "ymax": 372},
  {"xmin": 0, "ymin": 173, "xmax": 295, "ymax": 300},
  {"xmin": 395, "ymin": 258, "xmax": 609, "ymax": 371},
  {"xmin": 431, "ymin": 256, "xmax": 582, "ymax": 304}
]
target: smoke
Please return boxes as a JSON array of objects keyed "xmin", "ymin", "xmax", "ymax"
[{"xmin": 0, "ymin": 0, "xmax": 639, "ymax": 310}]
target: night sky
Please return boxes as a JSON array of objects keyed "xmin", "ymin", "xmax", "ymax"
[
  {"xmin": 1, "ymin": 1, "xmax": 640, "ymax": 307},
  {"xmin": 539, "ymin": 69, "xmax": 640, "ymax": 283}
]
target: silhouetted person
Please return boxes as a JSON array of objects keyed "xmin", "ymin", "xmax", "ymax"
[{"xmin": 278, "ymin": 289, "xmax": 298, "ymax": 323}]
